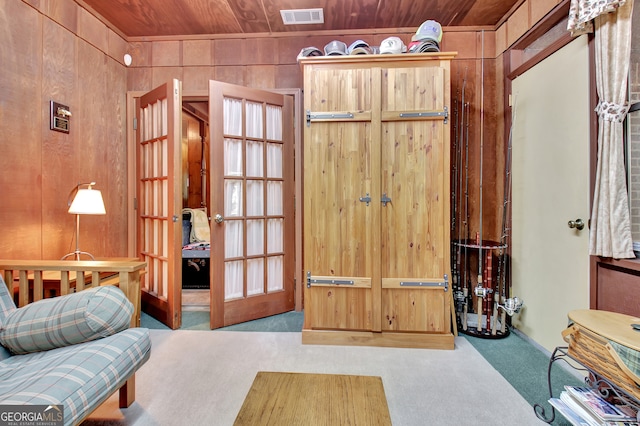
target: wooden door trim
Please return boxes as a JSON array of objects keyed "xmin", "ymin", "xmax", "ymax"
[{"xmin": 126, "ymin": 91, "xmax": 146, "ymax": 258}]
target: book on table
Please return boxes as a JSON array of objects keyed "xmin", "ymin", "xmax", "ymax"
[{"xmin": 564, "ymin": 386, "xmax": 638, "ymax": 423}]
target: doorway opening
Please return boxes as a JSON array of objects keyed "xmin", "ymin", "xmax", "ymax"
[{"xmin": 181, "ymin": 99, "xmax": 211, "ymax": 313}]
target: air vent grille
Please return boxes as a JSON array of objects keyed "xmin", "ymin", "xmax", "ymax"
[{"xmin": 280, "ymin": 8, "xmax": 324, "ymax": 25}]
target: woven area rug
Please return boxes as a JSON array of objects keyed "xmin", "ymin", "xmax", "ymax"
[{"xmin": 234, "ymin": 372, "xmax": 391, "ymax": 426}]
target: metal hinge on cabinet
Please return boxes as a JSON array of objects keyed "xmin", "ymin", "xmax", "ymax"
[
  {"xmin": 399, "ymin": 106, "xmax": 449, "ymax": 124},
  {"xmin": 306, "ymin": 110, "xmax": 354, "ymax": 127},
  {"xmin": 399, "ymin": 274, "xmax": 449, "ymax": 291},
  {"xmin": 306, "ymin": 271, "xmax": 355, "ymax": 288},
  {"xmin": 133, "ymin": 117, "xmax": 138, "ymax": 130}
]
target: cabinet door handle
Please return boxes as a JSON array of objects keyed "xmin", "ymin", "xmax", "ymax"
[{"xmin": 381, "ymin": 193, "xmax": 391, "ymax": 206}]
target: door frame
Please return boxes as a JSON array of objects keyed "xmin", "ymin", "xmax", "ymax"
[{"xmin": 126, "ymin": 88, "xmax": 304, "ymax": 313}]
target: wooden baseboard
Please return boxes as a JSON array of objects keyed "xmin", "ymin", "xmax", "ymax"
[{"xmin": 302, "ymin": 329, "xmax": 455, "ymax": 350}]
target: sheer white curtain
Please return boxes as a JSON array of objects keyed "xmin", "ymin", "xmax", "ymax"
[
  {"xmin": 221, "ymin": 100, "xmax": 285, "ymax": 298},
  {"xmin": 568, "ymin": 0, "xmax": 635, "ymax": 257},
  {"xmin": 224, "ymin": 97, "xmax": 245, "ymax": 300},
  {"xmin": 266, "ymin": 105, "xmax": 284, "ymax": 292},
  {"xmin": 246, "ymin": 103, "xmax": 265, "ymax": 294}
]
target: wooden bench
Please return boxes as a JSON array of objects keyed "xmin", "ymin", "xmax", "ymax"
[{"xmin": 0, "ymin": 259, "xmax": 146, "ymax": 328}]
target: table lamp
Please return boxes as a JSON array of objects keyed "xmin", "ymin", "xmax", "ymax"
[{"xmin": 62, "ymin": 182, "xmax": 106, "ymax": 260}]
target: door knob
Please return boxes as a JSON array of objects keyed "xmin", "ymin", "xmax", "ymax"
[
  {"xmin": 214, "ymin": 214, "xmax": 224, "ymax": 224},
  {"xmin": 568, "ymin": 219, "xmax": 584, "ymax": 230}
]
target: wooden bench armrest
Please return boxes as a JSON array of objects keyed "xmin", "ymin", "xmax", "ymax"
[{"xmin": 0, "ymin": 259, "xmax": 146, "ymax": 327}]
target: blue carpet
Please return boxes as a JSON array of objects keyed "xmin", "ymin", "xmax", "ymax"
[
  {"xmin": 141, "ymin": 310, "xmax": 304, "ymax": 332},
  {"xmin": 463, "ymin": 331, "xmax": 583, "ymax": 425}
]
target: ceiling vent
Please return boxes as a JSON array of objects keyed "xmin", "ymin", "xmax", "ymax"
[{"xmin": 280, "ymin": 8, "xmax": 324, "ymax": 25}]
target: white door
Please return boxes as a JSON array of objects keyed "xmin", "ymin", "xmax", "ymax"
[{"xmin": 511, "ymin": 35, "xmax": 591, "ymax": 352}]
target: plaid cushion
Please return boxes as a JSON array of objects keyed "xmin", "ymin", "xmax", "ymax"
[
  {"xmin": 0, "ymin": 286, "xmax": 133, "ymax": 355},
  {"xmin": 609, "ymin": 340, "xmax": 640, "ymax": 380},
  {"xmin": 0, "ymin": 327, "xmax": 151, "ymax": 426},
  {"xmin": 0, "ymin": 275, "xmax": 17, "ymax": 323},
  {"xmin": 0, "ymin": 276, "xmax": 16, "ymax": 361}
]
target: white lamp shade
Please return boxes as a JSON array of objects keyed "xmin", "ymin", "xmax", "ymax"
[{"xmin": 68, "ymin": 188, "xmax": 106, "ymax": 215}]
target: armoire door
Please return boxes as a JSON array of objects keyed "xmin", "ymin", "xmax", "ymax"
[
  {"xmin": 303, "ymin": 66, "xmax": 378, "ymax": 332},
  {"xmin": 208, "ymin": 81, "xmax": 295, "ymax": 329},
  {"xmin": 136, "ymin": 79, "xmax": 183, "ymax": 329},
  {"xmin": 302, "ymin": 54, "xmax": 455, "ymax": 348},
  {"xmin": 379, "ymin": 65, "xmax": 452, "ymax": 333}
]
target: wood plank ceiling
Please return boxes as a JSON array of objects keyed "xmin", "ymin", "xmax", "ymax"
[{"xmin": 78, "ymin": 0, "xmax": 523, "ymax": 39}]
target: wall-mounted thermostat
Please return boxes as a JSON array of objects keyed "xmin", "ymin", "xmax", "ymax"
[{"xmin": 50, "ymin": 101, "xmax": 71, "ymax": 133}]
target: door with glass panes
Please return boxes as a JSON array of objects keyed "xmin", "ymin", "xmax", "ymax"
[{"xmin": 208, "ymin": 81, "xmax": 295, "ymax": 329}]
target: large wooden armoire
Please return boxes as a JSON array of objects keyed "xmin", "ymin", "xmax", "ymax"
[{"xmin": 301, "ymin": 52, "xmax": 456, "ymax": 349}]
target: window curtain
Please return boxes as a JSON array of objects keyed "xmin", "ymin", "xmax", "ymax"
[
  {"xmin": 569, "ymin": 0, "xmax": 635, "ymax": 257},
  {"xmin": 568, "ymin": 0, "xmax": 628, "ymax": 35}
]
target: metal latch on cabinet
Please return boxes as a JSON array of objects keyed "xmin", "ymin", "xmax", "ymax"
[
  {"xmin": 306, "ymin": 271, "xmax": 354, "ymax": 288},
  {"xmin": 399, "ymin": 106, "xmax": 448, "ymax": 124},
  {"xmin": 306, "ymin": 110, "xmax": 354, "ymax": 127},
  {"xmin": 399, "ymin": 275, "xmax": 449, "ymax": 291}
]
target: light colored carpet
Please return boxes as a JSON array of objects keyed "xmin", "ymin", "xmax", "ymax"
[{"xmin": 84, "ymin": 331, "xmax": 544, "ymax": 426}]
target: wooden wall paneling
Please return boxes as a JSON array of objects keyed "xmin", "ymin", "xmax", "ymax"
[
  {"xmin": 276, "ymin": 37, "xmax": 305, "ymax": 66},
  {"xmin": 75, "ymin": 40, "xmax": 110, "ymax": 258},
  {"xmin": 506, "ymin": 0, "xmax": 530, "ymax": 47},
  {"xmin": 41, "ymin": 0, "xmax": 78, "ymax": 35},
  {"xmin": 494, "ymin": 54, "xmax": 507, "ymax": 244},
  {"xmin": 214, "ymin": 66, "xmax": 246, "ymax": 86},
  {"xmin": 22, "ymin": 0, "xmax": 42, "ymax": 10},
  {"xmin": 152, "ymin": 41, "xmax": 181, "ymax": 67},
  {"xmin": 443, "ymin": 31, "xmax": 478, "ymax": 59},
  {"xmin": 184, "ymin": 113, "xmax": 204, "ymax": 208},
  {"xmin": 246, "ymin": 38, "xmax": 279, "ymax": 65},
  {"xmin": 451, "ymin": 59, "xmax": 478, "ymax": 241},
  {"xmin": 213, "ymin": 39, "xmax": 247, "ymax": 66},
  {"xmin": 105, "ymin": 55, "xmax": 129, "ymax": 256},
  {"xmin": 496, "ymin": 23, "xmax": 508, "ymax": 55},
  {"xmin": 275, "ymin": 64, "xmax": 302, "ymax": 89},
  {"xmin": 369, "ymin": 31, "xmax": 414, "ymax": 49},
  {"xmin": 478, "ymin": 56, "xmax": 501, "ymax": 242},
  {"xmin": 594, "ymin": 261, "xmax": 640, "ymax": 317},
  {"xmin": 41, "ymin": 18, "xmax": 77, "ymax": 259},
  {"xmin": 127, "ymin": 67, "xmax": 153, "ymax": 92},
  {"xmin": 531, "ymin": 0, "xmax": 562, "ymax": 25},
  {"xmin": 245, "ymin": 65, "xmax": 277, "ymax": 89},
  {"xmin": 182, "ymin": 67, "xmax": 216, "ymax": 92},
  {"xmin": 128, "ymin": 42, "xmax": 152, "ymax": 68},
  {"xmin": 0, "ymin": 0, "xmax": 44, "ymax": 259},
  {"xmin": 152, "ymin": 67, "xmax": 184, "ymax": 90},
  {"xmin": 183, "ymin": 40, "xmax": 213, "ymax": 66},
  {"xmin": 77, "ymin": 5, "xmax": 108, "ymax": 53},
  {"xmin": 108, "ymin": 30, "xmax": 129, "ymax": 67},
  {"xmin": 451, "ymin": 54, "xmax": 503, "ymax": 244},
  {"xmin": 477, "ymin": 28, "xmax": 496, "ymax": 59}
]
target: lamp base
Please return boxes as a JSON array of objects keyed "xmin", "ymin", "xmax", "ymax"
[{"xmin": 61, "ymin": 251, "xmax": 95, "ymax": 261}]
